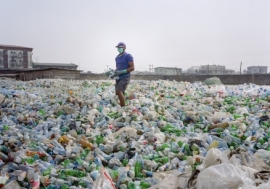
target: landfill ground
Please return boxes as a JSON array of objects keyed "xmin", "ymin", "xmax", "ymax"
[{"xmin": 0, "ymin": 77, "xmax": 270, "ymax": 189}]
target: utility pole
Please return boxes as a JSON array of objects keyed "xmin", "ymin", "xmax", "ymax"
[
  {"xmin": 149, "ymin": 64, "xmax": 153, "ymax": 72},
  {"xmin": 240, "ymin": 61, "xmax": 242, "ymax": 75},
  {"xmin": 35, "ymin": 57, "xmax": 39, "ymax": 63},
  {"xmin": 106, "ymin": 65, "xmax": 108, "ymax": 71},
  {"xmin": 208, "ymin": 64, "xmax": 209, "ymax": 75},
  {"xmin": 175, "ymin": 67, "xmax": 181, "ymax": 81}
]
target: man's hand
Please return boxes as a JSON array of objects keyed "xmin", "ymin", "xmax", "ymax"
[
  {"xmin": 113, "ymin": 69, "xmax": 127, "ymax": 76},
  {"xmin": 105, "ymin": 69, "xmax": 116, "ymax": 79},
  {"xmin": 105, "ymin": 71, "xmax": 111, "ymax": 77}
]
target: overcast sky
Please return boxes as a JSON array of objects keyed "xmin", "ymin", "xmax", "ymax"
[{"xmin": 1, "ymin": 0, "xmax": 270, "ymax": 73}]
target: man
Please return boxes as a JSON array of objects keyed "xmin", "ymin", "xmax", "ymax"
[{"xmin": 112, "ymin": 42, "xmax": 134, "ymax": 107}]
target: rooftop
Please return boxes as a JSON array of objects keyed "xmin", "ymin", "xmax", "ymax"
[
  {"xmin": 0, "ymin": 68, "xmax": 80, "ymax": 72},
  {"xmin": 247, "ymin": 66, "xmax": 268, "ymax": 68},
  {"xmin": 0, "ymin": 44, "xmax": 33, "ymax": 51},
  {"xmin": 34, "ymin": 63, "xmax": 78, "ymax": 67},
  {"xmin": 154, "ymin": 67, "xmax": 182, "ymax": 69}
]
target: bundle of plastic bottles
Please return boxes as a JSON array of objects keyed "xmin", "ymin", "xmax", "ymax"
[{"xmin": 0, "ymin": 78, "xmax": 270, "ymax": 189}]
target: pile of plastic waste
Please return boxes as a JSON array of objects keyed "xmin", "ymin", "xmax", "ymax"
[{"xmin": 0, "ymin": 77, "xmax": 270, "ymax": 189}]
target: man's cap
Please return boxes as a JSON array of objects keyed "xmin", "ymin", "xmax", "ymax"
[{"xmin": 116, "ymin": 42, "xmax": 126, "ymax": 48}]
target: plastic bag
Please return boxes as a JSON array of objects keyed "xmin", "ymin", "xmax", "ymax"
[
  {"xmin": 2, "ymin": 180, "xmax": 20, "ymax": 189},
  {"xmin": 210, "ymin": 112, "xmax": 230, "ymax": 123},
  {"xmin": 154, "ymin": 129, "xmax": 166, "ymax": 144},
  {"xmin": 150, "ymin": 170, "xmax": 190, "ymax": 189},
  {"xmin": 197, "ymin": 148, "xmax": 228, "ymax": 171},
  {"xmin": 235, "ymin": 107, "xmax": 249, "ymax": 115},
  {"xmin": 197, "ymin": 163, "xmax": 255, "ymax": 189},
  {"xmin": 240, "ymin": 178, "xmax": 270, "ymax": 189},
  {"xmin": 204, "ymin": 77, "xmax": 223, "ymax": 85},
  {"xmin": 93, "ymin": 167, "xmax": 116, "ymax": 189},
  {"xmin": 110, "ymin": 127, "xmax": 137, "ymax": 139},
  {"xmin": 0, "ymin": 93, "xmax": 5, "ymax": 104},
  {"xmin": 255, "ymin": 149, "xmax": 270, "ymax": 162}
]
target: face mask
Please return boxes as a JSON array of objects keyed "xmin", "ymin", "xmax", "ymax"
[{"xmin": 117, "ymin": 48, "xmax": 124, "ymax": 54}]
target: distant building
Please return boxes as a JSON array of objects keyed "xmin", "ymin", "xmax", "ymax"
[
  {"xmin": 186, "ymin": 66, "xmax": 200, "ymax": 74},
  {"xmin": 0, "ymin": 44, "xmax": 33, "ymax": 68},
  {"xmin": 154, "ymin": 67, "xmax": 182, "ymax": 75},
  {"xmin": 247, "ymin": 66, "xmax": 268, "ymax": 74},
  {"xmin": 198, "ymin": 65, "xmax": 235, "ymax": 75},
  {"xmin": 33, "ymin": 63, "xmax": 78, "ymax": 70}
]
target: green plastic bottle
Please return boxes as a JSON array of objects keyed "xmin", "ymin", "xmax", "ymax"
[
  {"xmin": 60, "ymin": 184, "xmax": 69, "ymax": 189},
  {"xmin": 154, "ymin": 157, "xmax": 169, "ymax": 164},
  {"xmin": 43, "ymin": 166, "xmax": 52, "ymax": 176},
  {"xmin": 140, "ymin": 181, "xmax": 151, "ymax": 189},
  {"xmin": 61, "ymin": 169, "xmax": 87, "ymax": 177},
  {"xmin": 233, "ymin": 114, "xmax": 243, "ymax": 119},
  {"xmin": 95, "ymin": 135, "xmax": 104, "ymax": 145},
  {"xmin": 135, "ymin": 161, "xmax": 143, "ymax": 178},
  {"xmin": 3, "ymin": 125, "xmax": 9, "ymax": 131},
  {"xmin": 160, "ymin": 124, "xmax": 174, "ymax": 132},
  {"xmin": 78, "ymin": 180, "xmax": 87, "ymax": 187},
  {"xmin": 62, "ymin": 159, "xmax": 72, "ymax": 167},
  {"xmin": 23, "ymin": 157, "xmax": 35, "ymax": 164},
  {"xmin": 128, "ymin": 182, "xmax": 136, "ymax": 189},
  {"xmin": 122, "ymin": 159, "xmax": 129, "ymax": 166},
  {"xmin": 184, "ymin": 144, "xmax": 192, "ymax": 156},
  {"xmin": 156, "ymin": 143, "xmax": 170, "ymax": 151},
  {"xmin": 178, "ymin": 141, "xmax": 183, "ymax": 147}
]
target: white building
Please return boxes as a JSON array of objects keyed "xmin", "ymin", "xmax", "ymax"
[
  {"xmin": 198, "ymin": 64, "xmax": 235, "ymax": 75},
  {"xmin": 0, "ymin": 44, "xmax": 33, "ymax": 68},
  {"xmin": 154, "ymin": 67, "xmax": 182, "ymax": 75},
  {"xmin": 247, "ymin": 66, "xmax": 268, "ymax": 74}
]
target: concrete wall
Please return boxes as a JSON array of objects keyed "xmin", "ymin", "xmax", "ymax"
[{"xmin": 80, "ymin": 73, "xmax": 270, "ymax": 85}]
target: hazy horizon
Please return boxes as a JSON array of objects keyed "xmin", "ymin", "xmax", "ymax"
[{"xmin": 1, "ymin": 0, "xmax": 270, "ymax": 73}]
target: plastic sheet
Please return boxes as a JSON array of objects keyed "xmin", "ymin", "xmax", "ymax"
[{"xmin": 197, "ymin": 163, "xmax": 255, "ymax": 189}]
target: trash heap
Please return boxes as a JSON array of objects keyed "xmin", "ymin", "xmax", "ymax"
[{"xmin": 0, "ymin": 78, "xmax": 270, "ymax": 189}]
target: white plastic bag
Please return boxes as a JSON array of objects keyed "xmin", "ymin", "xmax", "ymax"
[
  {"xmin": 0, "ymin": 93, "xmax": 6, "ymax": 104},
  {"xmin": 150, "ymin": 170, "xmax": 190, "ymax": 189},
  {"xmin": 154, "ymin": 128, "xmax": 166, "ymax": 144},
  {"xmin": 110, "ymin": 127, "xmax": 137, "ymax": 139},
  {"xmin": 93, "ymin": 167, "xmax": 116, "ymax": 189},
  {"xmin": 197, "ymin": 148, "xmax": 228, "ymax": 171},
  {"xmin": 197, "ymin": 163, "xmax": 255, "ymax": 189},
  {"xmin": 210, "ymin": 112, "xmax": 230, "ymax": 123},
  {"xmin": 255, "ymin": 149, "xmax": 270, "ymax": 162}
]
